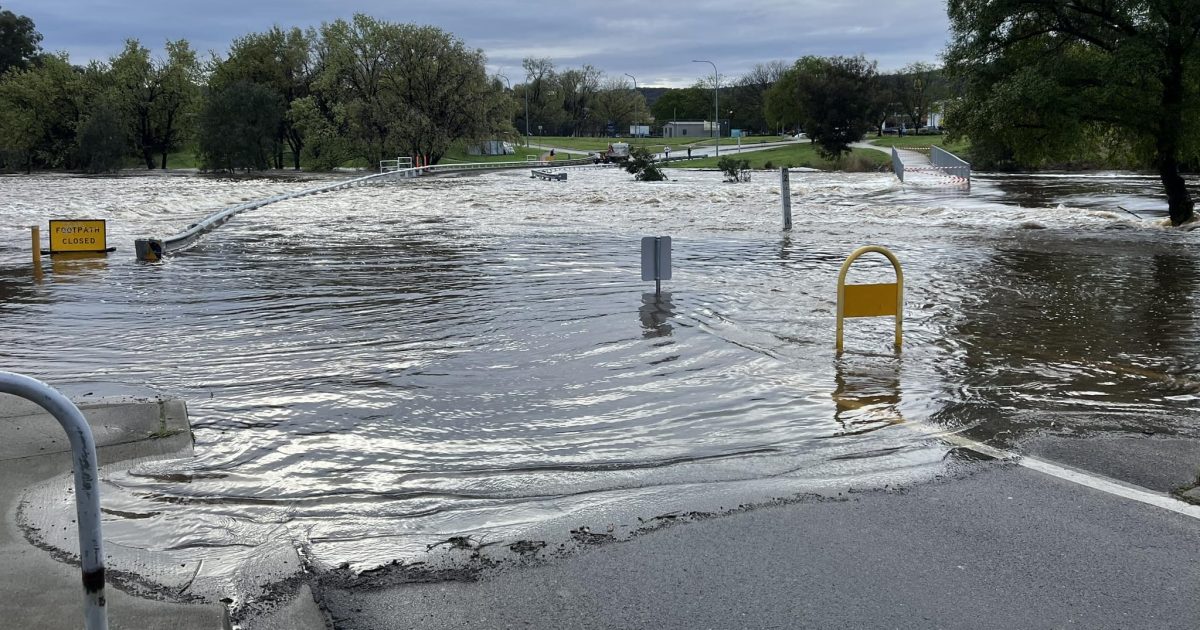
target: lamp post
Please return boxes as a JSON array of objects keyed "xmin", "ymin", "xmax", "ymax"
[
  {"xmin": 624, "ymin": 73, "xmax": 638, "ymax": 137},
  {"xmin": 692, "ymin": 59, "xmax": 718, "ymax": 157}
]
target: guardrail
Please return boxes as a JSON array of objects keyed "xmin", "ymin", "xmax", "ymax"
[
  {"xmin": 0, "ymin": 371, "xmax": 108, "ymax": 630},
  {"xmin": 891, "ymin": 147, "xmax": 905, "ymax": 183},
  {"xmin": 133, "ymin": 157, "xmax": 596, "ymax": 261},
  {"xmin": 930, "ymin": 146, "xmax": 971, "ymax": 187}
]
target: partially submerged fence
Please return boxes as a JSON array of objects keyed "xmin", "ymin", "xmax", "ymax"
[
  {"xmin": 134, "ymin": 156, "xmax": 594, "ymax": 261},
  {"xmin": 891, "ymin": 147, "xmax": 905, "ymax": 183},
  {"xmin": 930, "ymin": 146, "xmax": 971, "ymax": 186}
]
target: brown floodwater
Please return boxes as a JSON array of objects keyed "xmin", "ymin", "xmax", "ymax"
[{"xmin": 2, "ymin": 166, "xmax": 1198, "ymax": 592}]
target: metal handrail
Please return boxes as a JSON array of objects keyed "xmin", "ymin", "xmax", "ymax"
[
  {"xmin": 930, "ymin": 146, "xmax": 971, "ymax": 187},
  {"xmin": 891, "ymin": 147, "xmax": 905, "ymax": 183},
  {"xmin": 0, "ymin": 372, "xmax": 107, "ymax": 630}
]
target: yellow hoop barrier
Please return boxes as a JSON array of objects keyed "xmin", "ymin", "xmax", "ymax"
[{"xmin": 836, "ymin": 245, "xmax": 903, "ymax": 352}]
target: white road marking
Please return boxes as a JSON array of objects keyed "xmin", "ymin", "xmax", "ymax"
[{"xmin": 929, "ymin": 429, "xmax": 1200, "ymax": 520}]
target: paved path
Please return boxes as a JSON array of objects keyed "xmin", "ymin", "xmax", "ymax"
[{"xmin": 322, "ymin": 458, "xmax": 1200, "ymax": 629}]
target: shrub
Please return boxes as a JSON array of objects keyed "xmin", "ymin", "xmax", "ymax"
[
  {"xmin": 718, "ymin": 156, "xmax": 751, "ymax": 182},
  {"xmin": 624, "ymin": 146, "xmax": 665, "ymax": 181}
]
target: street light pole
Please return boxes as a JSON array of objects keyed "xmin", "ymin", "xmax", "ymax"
[
  {"xmin": 692, "ymin": 60, "xmax": 718, "ymax": 157},
  {"xmin": 624, "ymin": 73, "xmax": 638, "ymax": 137}
]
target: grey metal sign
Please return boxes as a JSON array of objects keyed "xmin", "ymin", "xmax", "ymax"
[{"xmin": 641, "ymin": 236, "xmax": 672, "ymax": 281}]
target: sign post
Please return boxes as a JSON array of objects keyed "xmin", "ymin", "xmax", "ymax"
[
  {"xmin": 641, "ymin": 236, "xmax": 672, "ymax": 296},
  {"xmin": 780, "ymin": 168, "xmax": 792, "ymax": 230}
]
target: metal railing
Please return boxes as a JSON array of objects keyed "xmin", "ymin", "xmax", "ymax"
[
  {"xmin": 891, "ymin": 147, "xmax": 905, "ymax": 183},
  {"xmin": 379, "ymin": 157, "xmax": 413, "ymax": 173},
  {"xmin": 134, "ymin": 157, "xmax": 596, "ymax": 261},
  {"xmin": 930, "ymin": 146, "xmax": 971, "ymax": 186},
  {"xmin": 0, "ymin": 372, "xmax": 107, "ymax": 630}
]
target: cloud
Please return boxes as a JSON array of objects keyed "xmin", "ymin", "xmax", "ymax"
[{"xmin": 5, "ymin": 0, "xmax": 950, "ymax": 84}]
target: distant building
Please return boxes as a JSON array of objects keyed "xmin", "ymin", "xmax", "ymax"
[{"xmin": 663, "ymin": 121, "xmax": 713, "ymax": 139}]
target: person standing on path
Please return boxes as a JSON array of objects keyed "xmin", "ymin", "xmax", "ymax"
[{"xmin": 664, "ymin": 146, "xmax": 671, "ymax": 161}]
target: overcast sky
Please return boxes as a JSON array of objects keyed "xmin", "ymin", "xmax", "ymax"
[{"xmin": 6, "ymin": 0, "xmax": 951, "ymax": 86}]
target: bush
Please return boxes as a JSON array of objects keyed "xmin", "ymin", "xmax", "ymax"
[
  {"xmin": 624, "ymin": 146, "xmax": 665, "ymax": 181},
  {"xmin": 764, "ymin": 160, "xmax": 774, "ymax": 170},
  {"xmin": 718, "ymin": 156, "xmax": 751, "ymax": 182}
]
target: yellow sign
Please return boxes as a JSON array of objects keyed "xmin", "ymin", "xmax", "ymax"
[
  {"xmin": 49, "ymin": 220, "xmax": 107, "ymax": 253},
  {"xmin": 836, "ymin": 245, "xmax": 903, "ymax": 352}
]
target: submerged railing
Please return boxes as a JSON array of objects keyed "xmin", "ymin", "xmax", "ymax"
[
  {"xmin": 891, "ymin": 147, "xmax": 904, "ymax": 183},
  {"xmin": 134, "ymin": 157, "xmax": 595, "ymax": 261},
  {"xmin": 930, "ymin": 146, "xmax": 971, "ymax": 187}
]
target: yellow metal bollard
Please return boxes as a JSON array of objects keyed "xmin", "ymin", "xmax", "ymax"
[
  {"xmin": 836, "ymin": 245, "xmax": 903, "ymax": 352},
  {"xmin": 31, "ymin": 225, "xmax": 41, "ymax": 267}
]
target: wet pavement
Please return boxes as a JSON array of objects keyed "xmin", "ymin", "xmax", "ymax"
[{"xmin": 321, "ymin": 462, "xmax": 1200, "ymax": 630}]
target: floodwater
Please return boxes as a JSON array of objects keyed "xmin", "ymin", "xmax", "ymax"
[{"xmin": 2, "ymin": 166, "xmax": 1199, "ymax": 594}]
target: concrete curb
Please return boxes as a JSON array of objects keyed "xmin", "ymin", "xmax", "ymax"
[{"xmin": 0, "ymin": 390, "xmax": 326, "ymax": 629}]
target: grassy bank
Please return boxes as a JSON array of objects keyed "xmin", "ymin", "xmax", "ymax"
[{"xmin": 668, "ymin": 144, "xmax": 890, "ymax": 171}]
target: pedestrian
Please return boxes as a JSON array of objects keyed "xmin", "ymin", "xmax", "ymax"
[
  {"xmin": 664, "ymin": 146, "xmax": 671, "ymax": 160},
  {"xmin": 687, "ymin": 147, "xmax": 691, "ymax": 159}
]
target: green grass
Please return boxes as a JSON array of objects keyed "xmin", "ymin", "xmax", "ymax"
[
  {"xmin": 667, "ymin": 144, "xmax": 890, "ymax": 171},
  {"xmin": 868, "ymin": 134, "xmax": 971, "ymax": 156}
]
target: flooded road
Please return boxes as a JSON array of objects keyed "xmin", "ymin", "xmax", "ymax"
[{"xmin": 2, "ymin": 167, "xmax": 1199, "ymax": 588}]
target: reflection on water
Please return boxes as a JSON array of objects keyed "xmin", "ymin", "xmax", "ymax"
[
  {"xmin": 832, "ymin": 353, "xmax": 904, "ymax": 437},
  {"xmin": 2, "ymin": 168, "xmax": 1200, "ymax": 586},
  {"xmin": 639, "ymin": 292, "xmax": 675, "ymax": 337}
]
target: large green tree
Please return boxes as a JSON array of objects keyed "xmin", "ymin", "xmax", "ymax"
[
  {"xmin": 589, "ymin": 76, "xmax": 651, "ymax": 137},
  {"xmin": 212, "ymin": 27, "xmax": 313, "ymax": 169},
  {"xmin": 110, "ymin": 39, "xmax": 200, "ymax": 169},
  {"xmin": 773, "ymin": 56, "xmax": 878, "ymax": 160},
  {"xmin": 946, "ymin": 0, "xmax": 1200, "ymax": 225},
  {"xmin": 315, "ymin": 15, "xmax": 512, "ymax": 164},
  {"xmin": 198, "ymin": 80, "xmax": 283, "ymax": 171},
  {"xmin": 0, "ymin": 5, "xmax": 40, "ymax": 76},
  {"xmin": 0, "ymin": 54, "xmax": 83, "ymax": 172}
]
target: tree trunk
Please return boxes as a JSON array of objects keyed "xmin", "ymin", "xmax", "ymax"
[
  {"xmin": 1159, "ymin": 156, "xmax": 1194, "ymax": 226},
  {"xmin": 1157, "ymin": 43, "xmax": 1194, "ymax": 226},
  {"xmin": 143, "ymin": 148, "xmax": 155, "ymax": 170},
  {"xmin": 160, "ymin": 150, "xmax": 168, "ymax": 170}
]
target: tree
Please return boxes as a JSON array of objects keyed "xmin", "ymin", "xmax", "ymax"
[
  {"xmin": 212, "ymin": 27, "xmax": 314, "ymax": 169},
  {"xmin": 650, "ymin": 85, "xmax": 710, "ymax": 125},
  {"xmin": 764, "ymin": 56, "xmax": 826, "ymax": 134},
  {"xmin": 590, "ymin": 76, "xmax": 650, "ymax": 137},
  {"xmin": 795, "ymin": 56, "xmax": 878, "ymax": 161},
  {"xmin": 0, "ymin": 5, "xmax": 40, "ymax": 76},
  {"xmin": 945, "ymin": 0, "xmax": 1200, "ymax": 225},
  {"xmin": 77, "ymin": 96, "xmax": 128, "ymax": 173},
  {"xmin": 110, "ymin": 39, "xmax": 200, "ymax": 169},
  {"xmin": 897, "ymin": 62, "xmax": 943, "ymax": 130},
  {"xmin": 0, "ymin": 54, "xmax": 83, "ymax": 172},
  {"xmin": 198, "ymin": 80, "xmax": 283, "ymax": 171},
  {"xmin": 729, "ymin": 61, "xmax": 787, "ymax": 133},
  {"xmin": 315, "ymin": 15, "xmax": 512, "ymax": 165}
]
